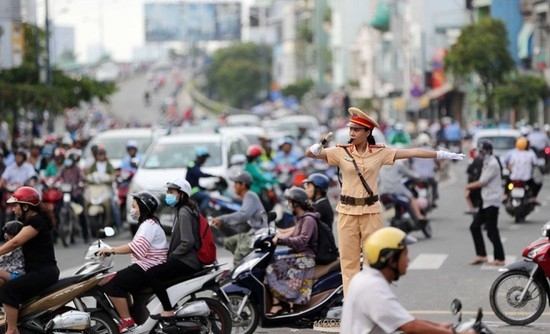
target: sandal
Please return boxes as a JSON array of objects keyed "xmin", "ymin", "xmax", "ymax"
[
  {"xmin": 266, "ymin": 303, "xmax": 285, "ymax": 317},
  {"xmin": 469, "ymin": 257, "xmax": 487, "ymax": 265}
]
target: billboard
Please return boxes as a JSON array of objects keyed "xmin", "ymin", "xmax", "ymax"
[{"xmin": 145, "ymin": 2, "xmax": 241, "ymax": 42}]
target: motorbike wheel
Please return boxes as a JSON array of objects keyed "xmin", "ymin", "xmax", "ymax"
[
  {"xmin": 198, "ymin": 297, "xmax": 232, "ymax": 334},
  {"xmin": 89, "ymin": 311, "xmax": 118, "ymax": 334},
  {"xmin": 490, "ymin": 270, "xmax": 546, "ymax": 326},
  {"xmin": 59, "ymin": 205, "xmax": 75, "ymax": 247},
  {"xmin": 226, "ymin": 294, "xmax": 259, "ymax": 334}
]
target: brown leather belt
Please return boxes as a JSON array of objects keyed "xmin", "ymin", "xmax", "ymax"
[{"xmin": 340, "ymin": 195, "xmax": 379, "ymax": 206}]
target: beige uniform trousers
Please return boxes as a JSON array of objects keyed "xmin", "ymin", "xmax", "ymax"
[{"xmin": 337, "ymin": 212, "xmax": 383, "ymax": 295}]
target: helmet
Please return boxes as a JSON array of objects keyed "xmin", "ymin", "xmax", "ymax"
[
  {"xmin": 302, "ymin": 173, "xmax": 330, "ymax": 191},
  {"xmin": 516, "ymin": 137, "xmax": 528, "ymax": 151},
  {"xmin": 477, "ymin": 139, "xmax": 493, "ymax": 154},
  {"xmin": 195, "ymin": 147, "xmax": 210, "ymax": 158},
  {"xmin": 7, "ymin": 186, "xmax": 41, "ymax": 206},
  {"xmin": 230, "ymin": 171, "xmax": 253, "ymax": 186},
  {"xmin": 246, "ymin": 144, "xmax": 263, "ymax": 158},
  {"xmin": 278, "ymin": 136, "xmax": 295, "ymax": 148},
  {"xmin": 54, "ymin": 148, "xmax": 66, "ymax": 158},
  {"xmin": 126, "ymin": 140, "xmax": 138, "ymax": 149},
  {"xmin": 3, "ymin": 220, "xmax": 23, "ymax": 236},
  {"xmin": 132, "ymin": 191, "xmax": 159, "ymax": 215},
  {"xmin": 166, "ymin": 177, "xmax": 191, "ymax": 197},
  {"xmin": 416, "ymin": 133, "xmax": 431, "ymax": 146},
  {"xmin": 364, "ymin": 227, "xmax": 417, "ymax": 269},
  {"xmin": 283, "ymin": 187, "xmax": 309, "ymax": 206}
]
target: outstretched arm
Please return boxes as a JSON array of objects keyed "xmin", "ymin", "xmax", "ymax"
[{"xmin": 395, "ymin": 148, "xmax": 436, "ymax": 160}]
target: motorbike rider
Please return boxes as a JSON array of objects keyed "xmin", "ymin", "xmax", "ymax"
[
  {"xmin": 379, "ymin": 154, "xmax": 428, "ymax": 223},
  {"xmin": 211, "ymin": 171, "xmax": 267, "ymax": 266},
  {"xmin": 303, "ymin": 173, "xmax": 334, "ymax": 232},
  {"xmin": 341, "ymin": 227, "xmax": 476, "ymax": 334},
  {"xmin": 86, "ymin": 146, "xmax": 121, "ymax": 230},
  {"xmin": 504, "ymin": 137, "xmax": 539, "ymax": 204},
  {"xmin": 145, "ymin": 177, "xmax": 202, "ymax": 320},
  {"xmin": 0, "ymin": 221, "xmax": 25, "ymax": 286},
  {"xmin": 0, "ymin": 149, "xmax": 36, "ymax": 190},
  {"xmin": 244, "ymin": 144, "xmax": 279, "ymax": 209},
  {"xmin": 527, "ymin": 123, "xmax": 550, "ymax": 152},
  {"xmin": 56, "ymin": 152, "xmax": 89, "ymax": 243},
  {"xmin": 258, "ymin": 134, "xmax": 275, "ymax": 163},
  {"xmin": 0, "ymin": 186, "xmax": 60, "ymax": 334},
  {"xmin": 411, "ymin": 133, "xmax": 439, "ymax": 207},
  {"xmin": 119, "ymin": 140, "xmax": 143, "ymax": 172},
  {"xmin": 97, "ymin": 191, "xmax": 167, "ymax": 332},
  {"xmin": 186, "ymin": 147, "xmax": 217, "ymax": 216},
  {"xmin": 272, "ymin": 136, "xmax": 304, "ymax": 171},
  {"xmin": 44, "ymin": 148, "xmax": 65, "ymax": 177},
  {"xmin": 266, "ymin": 187, "xmax": 318, "ymax": 316},
  {"xmin": 388, "ymin": 123, "xmax": 412, "ymax": 146}
]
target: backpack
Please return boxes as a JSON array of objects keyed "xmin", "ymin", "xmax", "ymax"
[
  {"xmin": 304, "ymin": 213, "xmax": 339, "ymax": 265},
  {"xmin": 193, "ymin": 211, "xmax": 217, "ymax": 265}
]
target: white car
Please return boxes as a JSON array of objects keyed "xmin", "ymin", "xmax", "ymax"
[
  {"xmin": 127, "ymin": 132, "xmax": 249, "ymax": 233},
  {"xmin": 218, "ymin": 126, "xmax": 266, "ymax": 146},
  {"xmin": 272, "ymin": 115, "xmax": 321, "ymax": 143},
  {"xmin": 225, "ymin": 114, "xmax": 261, "ymax": 127},
  {"xmin": 469, "ymin": 128, "xmax": 520, "ymax": 160},
  {"xmin": 80, "ymin": 128, "xmax": 163, "ymax": 170}
]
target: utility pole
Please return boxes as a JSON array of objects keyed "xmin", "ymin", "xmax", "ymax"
[{"xmin": 45, "ymin": 0, "xmax": 52, "ymax": 86}]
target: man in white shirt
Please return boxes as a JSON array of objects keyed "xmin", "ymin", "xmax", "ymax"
[
  {"xmin": 527, "ymin": 124, "xmax": 550, "ymax": 151},
  {"xmin": 506, "ymin": 137, "xmax": 540, "ymax": 203},
  {"xmin": 0, "ymin": 150, "xmax": 36, "ymax": 190},
  {"xmin": 341, "ymin": 227, "xmax": 476, "ymax": 334}
]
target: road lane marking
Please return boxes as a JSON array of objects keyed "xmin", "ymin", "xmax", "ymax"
[
  {"xmin": 480, "ymin": 255, "xmax": 517, "ymax": 270},
  {"xmin": 408, "ymin": 253, "xmax": 447, "ymax": 270}
]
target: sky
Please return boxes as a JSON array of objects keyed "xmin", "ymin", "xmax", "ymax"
[{"xmin": 38, "ymin": 0, "xmax": 145, "ymax": 63}]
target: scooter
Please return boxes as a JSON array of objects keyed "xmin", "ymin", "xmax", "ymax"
[
  {"xmin": 4, "ymin": 265, "xmax": 115, "ymax": 334},
  {"xmin": 115, "ymin": 168, "xmax": 135, "ymax": 223},
  {"xmin": 84, "ymin": 172, "xmax": 112, "ymax": 238},
  {"xmin": 503, "ymin": 180, "xmax": 535, "ymax": 223},
  {"xmin": 489, "ymin": 221, "xmax": 550, "ymax": 325},
  {"xmin": 379, "ymin": 193, "xmax": 432, "ymax": 238},
  {"xmin": 220, "ymin": 225, "xmax": 343, "ymax": 334},
  {"xmin": 72, "ymin": 228, "xmax": 233, "ymax": 334}
]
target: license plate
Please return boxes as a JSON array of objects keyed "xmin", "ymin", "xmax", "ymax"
[
  {"xmin": 511, "ymin": 188, "xmax": 525, "ymax": 198},
  {"xmin": 418, "ymin": 189, "xmax": 427, "ymax": 198}
]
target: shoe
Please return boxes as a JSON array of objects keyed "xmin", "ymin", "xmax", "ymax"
[
  {"xmin": 266, "ymin": 303, "xmax": 286, "ymax": 317},
  {"xmin": 489, "ymin": 260, "xmax": 505, "ymax": 266},
  {"xmin": 469, "ymin": 257, "xmax": 487, "ymax": 265},
  {"xmin": 118, "ymin": 317, "xmax": 136, "ymax": 333},
  {"xmin": 313, "ymin": 318, "xmax": 340, "ymax": 333}
]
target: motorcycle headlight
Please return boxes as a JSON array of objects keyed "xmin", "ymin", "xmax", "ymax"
[
  {"xmin": 527, "ymin": 244, "xmax": 548, "ymax": 259},
  {"xmin": 231, "ymin": 257, "xmax": 262, "ymax": 280}
]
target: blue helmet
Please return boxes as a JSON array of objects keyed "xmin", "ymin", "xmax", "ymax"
[
  {"xmin": 303, "ymin": 173, "xmax": 330, "ymax": 191},
  {"xmin": 195, "ymin": 147, "xmax": 210, "ymax": 158}
]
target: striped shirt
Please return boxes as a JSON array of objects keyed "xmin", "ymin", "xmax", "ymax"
[{"xmin": 129, "ymin": 219, "xmax": 168, "ymax": 270}]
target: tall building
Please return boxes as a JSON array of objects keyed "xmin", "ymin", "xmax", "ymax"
[{"xmin": 0, "ymin": 0, "xmax": 24, "ymax": 69}]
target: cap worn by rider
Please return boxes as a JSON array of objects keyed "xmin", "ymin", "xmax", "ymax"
[
  {"xmin": 347, "ymin": 107, "xmax": 379, "ymax": 129},
  {"xmin": 230, "ymin": 171, "xmax": 253, "ymax": 186}
]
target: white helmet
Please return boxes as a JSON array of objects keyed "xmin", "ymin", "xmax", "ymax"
[
  {"xmin": 416, "ymin": 133, "xmax": 431, "ymax": 146},
  {"xmin": 166, "ymin": 177, "xmax": 191, "ymax": 197}
]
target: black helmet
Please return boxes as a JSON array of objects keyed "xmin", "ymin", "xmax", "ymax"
[
  {"xmin": 3, "ymin": 220, "xmax": 24, "ymax": 236},
  {"xmin": 477, "ymin": 139, "xmax": 493, "ymax": 155},
  {"xmin": 303, "ymin": 173, "xmax": 330, "ymax": 191},
  {"xmin": 284, "ymin": 186, "xmax": 309, "ymax": 206},
  {"xmin": 132, "ymin": 191, "xmax": 159, "ymax": 215}
]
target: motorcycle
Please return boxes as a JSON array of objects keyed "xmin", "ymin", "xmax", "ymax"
[
  {"xmin": 72, "ymin": 228, "xmax": 233, "ymax": 334},
  {"xmin": 220, "ymin": 220, "xmax": 343, "ymax": 334},
  {"xmin": 503, "ymin": 180, "xmax": 534, "ymax": 223},
  {"xmin": 84, "ymin": 172, "xmax": 112, "ymax": 238},
  {"xmin": 404, "ymin": 177, "xmax": 435, "ymax": 215},
  {"xmin": 2, "ymin": 264, "xmax": 115, "ymax": 334},
  {"xmin": 489, "ymin": 221, "xmax": 550, "ymax": 326},
  {"xmin": 450, "ymin": 299, "xmax": 493, "ymax": 334},
  {"xmin": 379, "ymin": 193, "xmax": 432, "ymax": 238}
]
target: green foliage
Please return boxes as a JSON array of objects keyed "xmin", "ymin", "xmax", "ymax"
[
  {"xmin": 494, "ymin": 74, "xmax": 549, "ymax": 120},
  {"xmin": 445, "ymin": 17, "xmax": 515, "ymax": 119},
  {"xmin": 281, "ymin": 79, "xmax": 314, "ymax": 101},
  {"xmin": 206, "ymin": 43, "xmax": 272, "ymax": 108}
]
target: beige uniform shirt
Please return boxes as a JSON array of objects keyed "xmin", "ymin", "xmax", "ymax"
[{"xmin": 326, "ymin": 145, "xmax": 397, "ymax": 215}]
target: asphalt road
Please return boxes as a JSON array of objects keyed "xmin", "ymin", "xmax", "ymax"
[{"xmin": 54, "ymin": 73, "xmax": 550, "ymax": 333}]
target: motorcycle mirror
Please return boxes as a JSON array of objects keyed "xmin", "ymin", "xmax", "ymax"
[
  {"xmin": 99, "ymin": 227, "xmax": 116, "ymax": 238},
  {"xmin": 450, "ymin": 299, "xmax": 462, "ymax": 315},
  {"xmin": 267, "ymin": 210, "xmax": 278, "ymax": 222}
]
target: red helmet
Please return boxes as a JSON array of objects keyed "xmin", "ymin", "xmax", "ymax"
[
  {"xmin": 246, "ymin": 145, "xmax": 263, "ymax": 158},
  {"xmin": 7, "ymin": 186, "xmax": 41, "ymax": 206}
]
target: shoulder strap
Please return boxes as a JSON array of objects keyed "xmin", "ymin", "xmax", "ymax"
[{"xmin": 341, "ymin": 146, "xmax": 374, "ymax": 196}]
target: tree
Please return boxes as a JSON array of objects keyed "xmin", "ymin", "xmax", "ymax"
[
  {"xmin": 494, "ymin": 74, "xmax": 549, "ymax": 124},
  {"xmin": 445, "ymin": 18, "xmax": 515, "ymax": 120},
  {"xmin": 205, "ymin": 43, "xmax": 272, "ymax": 108}
]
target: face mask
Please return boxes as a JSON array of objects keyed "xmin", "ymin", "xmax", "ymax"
[
  {"xmin": 129, "ymin": 208, "xmax": 139, "ymax": 220},
  {"xmin": 165, "ymin": 194, "xmax": 178, "ymax": 207},
  {"xmin": 63, "ymin": 159, "xmax": 73, "ymax": 167}
]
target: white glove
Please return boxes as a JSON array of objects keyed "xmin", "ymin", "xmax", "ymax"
[
  {"xmin": 309, "ymin": 143, "xmax": 323, "ymax": 156},
  {"xmin": 436, "ymin": 150, "xmax": 465, "ymax": 160}
]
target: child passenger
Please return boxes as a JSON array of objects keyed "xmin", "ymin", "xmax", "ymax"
[{"xmin": 0, "ymin": 221, "xmax": 25, "ymax": 286}]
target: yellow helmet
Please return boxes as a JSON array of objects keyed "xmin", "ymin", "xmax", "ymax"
[
  {"xmin": 364, "ymin": 227, "xmax": 417, "ymax": 269},
  {"xmin": 516, "ymin": 137, "xmax": 528, "ymax": 151}
]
